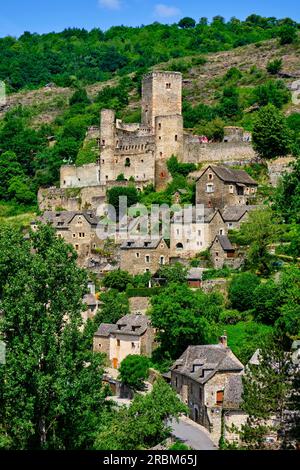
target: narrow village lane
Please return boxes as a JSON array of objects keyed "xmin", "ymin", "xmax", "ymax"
[{"xmin": 169, "ymin": 416, "xmax": 217, "ymax": 450}]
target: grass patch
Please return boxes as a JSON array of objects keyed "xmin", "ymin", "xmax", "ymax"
[{"xmin": 217, "ymin": 321, "xmax": 273, "ymax": 364}]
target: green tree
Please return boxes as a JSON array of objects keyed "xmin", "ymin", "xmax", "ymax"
[
  {"xmin": 275, "ymin": 266, "xmax": 300, "ymax": 338},
  {"xmin": 167, "ymin": 155, "xmax": 196, "ymax": 178},
  {"xmin": 158, "ymin": 262, "xmax": 188, "ymax": 284},
  {"xmin": 7, "ymin": 175, "xmax": 36, "ymax": 204},
  {"xmin": 252, "ymin": 80, "xmax": 290, "ymax": 108},
  {"xmin": 94, "ymin": 379, "xmax": 187, "ymax": 450},
  {"xmin": 69, "ymin": 88, "xmax": 90, "ymax": 106},
  {"xmin": 228, "ymin": 273, "xmax": 260, "ymax": 312},
  {"xmin": 102, "ymin": 269, "xmax": 133, "ymax": 292},
  {"xmin": 0, "ymin": 225, "xmax": 109, "ymax": 449},
  {"xmin": 218, "ymin": 86, "xmax": 241, "ymax": 118},
  {"xmin": 240, "ymin": 338, "xmax": 295, "ymax": 449},
  {"xmin": 118, "ymin": 355, "xmax": 150, "ymax": 391},
  {"xmin": 107, "ymin": 186, "xmax": 139, "ymax": 217},
  {"xmin": 252, "ymin": 280, "xmax": 282, "ymax": 324},
  {"xmin": 178, "ymin": 17, "xmax": 196, "ymax": 29},
  {"xmin": 0, "ymin": 151, "xmax": 24, "ymax": 200},
  {"xmin": 273, "ymin": 157, "xmax": 300, "ymax": 223},
  {"xmin": 252, "ymin": 104, "xmax": 291, "ymax": 159},
  {"xmin": 150, "ymin": 283, "xmax": 220, "ymax": 359},
  {"xmin": 96, "ymin": 289, "xmax": 129, "ymax": 324},
  {"xmin": 230, "ymin": 208, "xmax": 282, "ymax": 274},
  {"xmin": 278, "ymin": 25, "xmax": 297, "ymax": 45}
]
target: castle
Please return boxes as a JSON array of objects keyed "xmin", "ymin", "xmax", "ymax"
[
  {"xmin": 61, "ymin": 72, "xmax": 184, "ymax": 191},
  {"xmin": 59, "ymin": 71, "xmax": 255, "ymax": 193}
]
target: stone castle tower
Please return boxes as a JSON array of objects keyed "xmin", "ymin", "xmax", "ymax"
[
  {"xmin": 142, "ymin": 72, "xmax": 184, "ymax": 189},
  {"xmin": 99, "ymin": 71, "xmax": 184, "ymax": 189},
  {"xmin": 60, "ymin": 72, "xmax": 184, "ymax": 190}
]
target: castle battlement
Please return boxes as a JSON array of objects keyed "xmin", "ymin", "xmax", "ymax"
[{"xmin": 59, "ymin": 70, "xmax": 254, "ymax": 192}]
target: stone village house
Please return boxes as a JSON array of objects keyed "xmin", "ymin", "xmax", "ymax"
[
  {"xmin": 196, "ymin": 165, "xmax": 258, "ymax": 210},
  {"xmin": 209, "ymin": 234, "xmax": 244, "ymax": 270},
  {"xmin": 170, "ymin": 335, "xmax": 246, "ymax": 445},
  {"xmin": 120, "ymin": 238, "xmax": 169, "ymax": 275},
  {"xmin": 32, "ymin": 211, "xmax": 103, "ymax": 265},
  {"xmin": 170, "ymin": 207, "xmax": 227, "ymax": 260},
  {"xmin": 93, "ymin": 313, "xmax": 155, "ymax": 369}
]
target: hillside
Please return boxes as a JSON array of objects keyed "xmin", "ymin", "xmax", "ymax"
[
  {"xmin": 0, "ymin": 18, "xmax": 299, "ymax": 223},
  {"xmin": 1, "ymin": 37, "xmax": 299, "ymax": 130}
]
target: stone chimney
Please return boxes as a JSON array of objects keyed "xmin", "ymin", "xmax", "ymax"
[{"xmin": 219, "ymin": 331, "xmax": 228, "ymax": 348}]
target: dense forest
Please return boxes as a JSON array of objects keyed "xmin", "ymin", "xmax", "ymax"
[{"xmin": 0, "ymin": 15, "xmax": 299, "ymax": 92}]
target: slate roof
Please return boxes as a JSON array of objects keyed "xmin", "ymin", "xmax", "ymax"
[
  {"xmin": 222, "ymin": 205, "xmax": 257, "ymax": 222},
  {"xmin": 95, "ymin": 323, "xmax": 118, "ymax": 337},
  {"xmin": 215, "ymin": 235, "xmax": 234, "ymax": 251},
  {"xmin": 171, "ymin": 207, "xmax": 221, "ymax": 224},
  {"xmin": 35, "ymin": 210, "xmax": 100, "ymax": 228},
  {"xmin": 223, "ymin": 375, "xmax": 244, "ymax": 409},
  {"xmin": 206, "ymin": 166, "xmax": 258, "ymax": 185},
  {"xmin": 95, "ymin": 313, "xmax": 150, "ymax": 337},
  {"xmin": 120, "ymin": 238, "xmax": 164, "ymax": 250},
  {"xmin": 83, "ymin": 293, "xmax": 98, "ymax": 307},
  {"xmin": 171, "ymin": 345, "xmax": 244, "ymax": 384},
  {"xmin": 116, "ymin": 313, "xmax": 149, "ymax": 336}
]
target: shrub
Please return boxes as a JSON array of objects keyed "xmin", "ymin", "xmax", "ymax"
[
  {"xmin": 228, "ymin": 272, "xmax": 260, "ymax": 311},
  {"xmin": 278, "ymin": 25, "xmax": 297, "ymax": 45},
  {"xmin": 267, "ymin": 58, "xmax": 282, "ymax": 75},
  {"xmin": 219, "ymin": 309, "xmax": 244, "ymax": 325},
  {"xmin": 118, "ymin": 355, "xmax": 150, "ymax": 391},
  {"xmin": 103, "ymin": 269, "xmax": 133, "ymax": 292}
]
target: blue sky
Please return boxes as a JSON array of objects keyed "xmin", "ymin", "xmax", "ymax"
[{"xmin": 0, "ymin": 0, "xmax": 299, "ymax": 37}]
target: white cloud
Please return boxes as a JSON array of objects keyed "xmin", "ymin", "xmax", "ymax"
[
  {"xmin": 98, "ymin": 0, "xmax": 121, "ymax": 10},
  {"xmin": 154, "ymin": 3, "xmax": 181, "ymax": 18}
]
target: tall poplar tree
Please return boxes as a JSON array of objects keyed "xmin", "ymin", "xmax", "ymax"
[{"xmin": 0, "ymin": 225, "xmax": 110, "ymax": 449}]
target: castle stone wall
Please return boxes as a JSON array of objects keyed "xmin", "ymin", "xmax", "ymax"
[
  {"xmin": 184, "ymin": 141, "xmax": 256, "ymax": 164},
  {"xmin": 60, "ymin": 163, "xmax": 100, "ymax": 188}
]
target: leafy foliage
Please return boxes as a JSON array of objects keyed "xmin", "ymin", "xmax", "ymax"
[
  {"xmin": 94, "ymin": 379, "xmax": 187, "ymax": 450},
  {"xmin": 0, "ymin": 225, "xmax": 110, "ymax": 449},
  {"xmin": 95, "ymin": 289, "xmax": 129, "ymax": 324},
  {"xmin": 150, "ymin": 283, "xmax": 221, "ymax": 360},
  {"xmin": 228, "ymin": 272, "xmax": 260, "ymax": 311},
  {"xmin": 252, "ymin": 104, "xmax": 292, "ymax": 159},
  {"xmin": 240, "ymin": 338, "xmax": 296, "ymax": 449},
  {"xmin": 118, "ymin": 355, "xmax": 150, "ymax": 391},
  {"xmin": 102, "ymin": 269, "xmax": 133, "ymax": 292}
]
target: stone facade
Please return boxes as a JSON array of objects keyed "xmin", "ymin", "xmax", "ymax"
[
  {"xmin": 184, "ymin": 140, "xmax": 255, "ymax": 164},
  {"xmin": 32, "ymin": 211, "xmax": 104, "ymax": 266},
  {"xmin": 120, "ymin": 238, "xmax": 169, "ymax": 275},
  {"xmin": 210, "ymin": 235, "xmax": 244, "ymax": 269},
  {"xmin": 59, "ymin": 71, "xmax": 256, "ymax": 193},
  {"xmin": 60, "ymin": 72, "xmax": 184, "ymax": 191},
  {"xmin": 170, "ymin": 208, "xmax": 226, "ymax": 259},
  {"xmin": 93, "ymin": 313, "xmax": 155, "ymax": 369},
  {"xmin": 196, "ymin": 165, "xmax": 258, "ymax": 209},
  {"xmin": 170, "ymin": 337, "xmax": 245, "ymax": 445}
]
